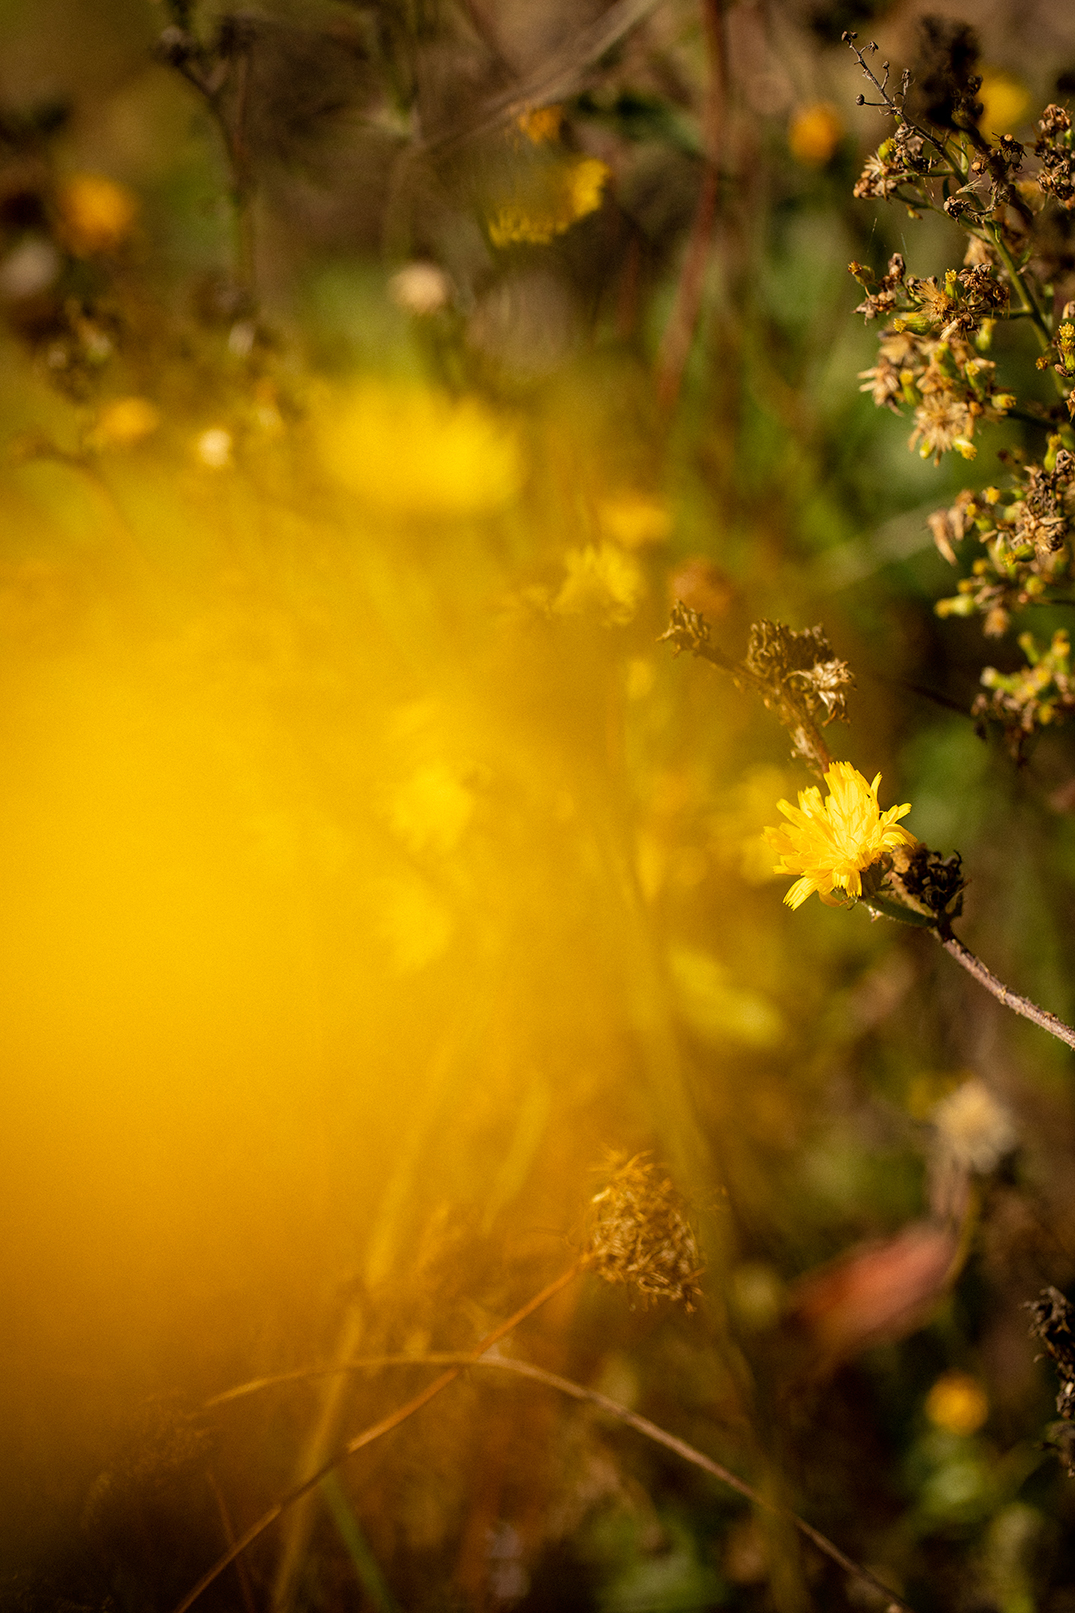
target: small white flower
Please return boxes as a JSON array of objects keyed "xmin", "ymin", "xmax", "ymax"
[
  {"xmin": 388, "ymin": 262, "xmax": 451, "ymax": 316},
  {"xmin": 933, "ymin": 1079, "xmax": 1017, "ymax": 1173}
]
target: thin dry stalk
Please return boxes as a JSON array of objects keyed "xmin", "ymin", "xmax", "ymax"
[
  {"xmin": 174, "ymin": 1264, "xmax": 581, "ymax": 1613},
  {"xmin": 656, "ymin": 0, "xmax": 724, "ymax": 408},
  {"xmin": 427, "ymin": 0, "xmax": 666, "ymax": 153},
  {"xmin": 207, "ymin": 1353, "xmax": 917, "ymax": 1613},
  {"xmin": 937, "ymin": 929, "xmax": 1075, "ymax": 1051},
  {"xmin": 205, "ymin": 1467, "xmax": 257, "ymax": 1613}
]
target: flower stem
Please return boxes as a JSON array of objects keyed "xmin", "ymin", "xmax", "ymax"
[
  {"xmin": 989, "ymin": 228, "xmax": 1052, "ymax": 354},
  {"xmin": 937, "ymin": 927, "xmax": 1075, "ymax": 1051},
  {"xmin": 862, "ymin": 900, "xmax": 1075, "ymax": 1052}
]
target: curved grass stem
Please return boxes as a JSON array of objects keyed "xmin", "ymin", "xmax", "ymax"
[
  {"xmin": 173, "ymin": 1264, "xmax": 582, "ymax": 1613},
  {"xmin": 205, "ymin": 1352, "xmax": 919, "ymax": 1613}
]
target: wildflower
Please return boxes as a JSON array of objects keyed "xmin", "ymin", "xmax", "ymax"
[
  {"xmin": 789, "ymin": 102, "xmax": 842, "ymax": 166},
  {"xmin": 90, "ymin": 396, "xmax": 161, "ymax": 449},
  {"xmin": 932, "ymin": 1079, "xmax": 1016, "ymax": 1173},
  {"xmin": 318, "ymin": 381, "xmax": 520, "ymax": 517},
  {"xmin": 389, "ymin": 262, "xmax": 452, "ymax": 315},
  {"xmin": 926, "ymin": 1372, "xmax": 989, "ymax": 1436},
  {"xmin": 764, "ymin": 761, "xmax": 916, "ymax": 910},
  {"xmin": 488, "ymin": 156, "xmax": 610, "ymax": 247},
  {"xmin": 56, "ymin": 173, "xmax": 137, "ymax": 255},
  {"xmin": 516, "ymin": 105, "xmax": 563, "ymax": 145},
  {"xmin": 909, "ymin": 393, "xmax": 978, "ymax": 461},
  {"xmin": 554, "ymin": 542, "xmax": 642, "ymax": 624},
  {"xmin": 195, "ymin": 427, "xmax": 233, "ymax": 468}
]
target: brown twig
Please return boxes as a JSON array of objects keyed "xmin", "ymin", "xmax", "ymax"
[
  {"xmin": 655, "ymin": 0, "xmax": 724, "ymax": 408},
  {"xmin": 205, "ymin": 1468, "xmax": 257, "ymax": 1613},
  {"xmin": 174, "ymin": 1264, "xmax": 582, "ymax": 1613},
  {"xmin": 937, "ymin": 928, "xmax": 1075, "ymax": 1051},
  {"xmin": 860, "ymin": 898, "xmax": 1075, "ymax": 1051},
  {"xmin": 206, "ymin": 1352, "xmax": 918, "ymax": 1613}
]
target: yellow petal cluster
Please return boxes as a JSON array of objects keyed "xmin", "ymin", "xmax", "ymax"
[
  {"xmin": 488, "ymin": 156, "xmax": 610, "ymax": 247},
  {"xmin": 764, "ymin": 761, "xmax": 915, "ymax": 910}
]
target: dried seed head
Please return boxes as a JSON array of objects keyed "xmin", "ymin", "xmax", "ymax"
[{"xmin": 585, "ymin": 1154, "xmax": 703, "ymax": 1311}]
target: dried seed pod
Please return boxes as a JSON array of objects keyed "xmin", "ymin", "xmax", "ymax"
[{"xmin": 585, "ymin": 1154, "xmax": 703, "ymax": 1311}]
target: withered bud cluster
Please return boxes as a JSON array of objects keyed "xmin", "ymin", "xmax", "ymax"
[
  {"xmin": 1028, "ymin": 1286, "xmax": 1075, "ymax": 1476},
  {"xmin": 854, "ymin": 254, "xmax": 1015, "ymax": 463},
  {"xmin": 1035, "ymin": 104, "xmax": 1075, "ymax": 211},
  {"xmin": 744, "ymin": 618, "xmax": 853, "ymax": 727},
  {"xmin": 846, "ymin": 29, "xmax": 1075, "ymax": 756},
  {"xmin": 660, "ymin": 605, "xmax": 852, "ymax": 777},
  {"xmin": 889, "ymin": 843, "xmax": 966, "ymax": 922},
  {"xmin": 586, "ymin": 1155, "xmax": 703, "ymax": 1311},
  {"xmin": 932, "ymin": 449, "xmax": 1075, "ymax": 639}
]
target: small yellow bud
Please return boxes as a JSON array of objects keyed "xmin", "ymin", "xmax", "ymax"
[
  {"xmin": 788, "ymin": 103, "xmax": 843, "ymax": 166},
  {"xmin": 926, "ymin": 1372, "xmax": 988, "ymax": 1436},
  {"xmin": 56, "ymin": 173, "xmax": 137, "ymax": 255}
]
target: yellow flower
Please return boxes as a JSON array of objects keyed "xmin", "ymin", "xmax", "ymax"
[
  {"xmin": 764, "ymin": 762, "xmax": 916, "ymax": 910},
  {"xmin": 89, "ymin": 396, "xmax": 160, "ymax": 449},
  {"xmin": 488, "ymin": 156, "xmax": 610, "ymax": 247},
  {"xmin": 516, "ymin": 105, "xmax": 564, "ymax": 145},
  {"xmin": 788, "ymin": 103, "xmax": 843, "ymax": 167},
  {"xmin": 56, "ymin": 174, "xmax": 137, "ymax": 255},
  {"xmin": 925, "ymin": 1372, "xmax": 989, "ymax": 1436}
]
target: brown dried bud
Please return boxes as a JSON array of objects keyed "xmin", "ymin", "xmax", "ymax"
[{"xmin": 586, "ymin": 1155, "xmax": 703, "ymax": 1310}]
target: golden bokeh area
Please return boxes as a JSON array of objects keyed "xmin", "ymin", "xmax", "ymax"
[{"xmin": 0, "ymin": 365, "xmax": 785, "ymax": 1571}]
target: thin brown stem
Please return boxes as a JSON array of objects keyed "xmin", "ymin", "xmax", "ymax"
[
  {"xmin": 174, "ymin": 1264, "xmax": 582, "ymax": 1613},
  {"xmin": 656, "ymin": 0, "xmax": 723, "ymax": 408},
  {"xmin": 205, "ymin": 1468, "xmax": 258, "ymax": 1613},
  {"xmin": 937, "ymin": 928, "xmax": 1075, "ymax": 1051},
  {"xmin": 206, "ymin": 1353, "xmax": 918, "ymax": 1613},
  {"xmin": 862, "ymin": 898, "xmax": 1075, "ymax": 1051}
]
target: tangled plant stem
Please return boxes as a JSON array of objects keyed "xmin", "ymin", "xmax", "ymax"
[
  {"xmin": 173, "ymin": 1264, "xmax": 582, "ymax": 1613},
  {"xmin": 206, "ymin": 1354, "xmax": 917, "ymax": 1613}
]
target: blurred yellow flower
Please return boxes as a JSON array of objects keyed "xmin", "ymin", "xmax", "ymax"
[
  {"xmin": 554, "ymin": 542, "xmax": 643, "ymax": 624},
  {"xmin": 788, "ymin": 103, "xmax": 843, "ymax": 166},
  {"xmin": 57, "ymin": 173, "xmax": 137, "ymax": 255},
  {"xmin": 488, "ymin": 156, "xmax": 611, "ymax": 246},
  {"xmin": 389, "ymin": 762, "xmax": 474, "ymax": 856},
  {"xmin": 598, "ymin": 494, "xmax": 671, "ymax": 549},
  {"xmin": 517, "ymin": 105, "xmax": 564, "ymax": 145},
  {"xmin": 764, "ymin": 761, "xmax": 915, "ymax": 910},
  {"xmin": 926, "ymin": 1372, "xmax": 989, "ymax": 1436},
  {"xmin": 977, "ymin": 70, "xmax": 1030, "ymax": 137},
  {"xmin": 90, "ymin": 396, "xmax": 160, "ymax": 449},
  {"xmin": 319, "ymin": 381, "xmax": 521, "ymax": 517}
]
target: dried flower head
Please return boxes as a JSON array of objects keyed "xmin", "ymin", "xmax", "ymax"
[
  {"xmin": 764, "ymin": 762, "xmax": 916, "ymax": 910},
  {"xmin": 1027, "ymin": 1286, "xmax": 1075, "ymax": 1473},
  {"xmin": 932, "ymin": 1079, "xmax": 1017, "ymax": 1173},
  {"xmin": 586, "ymin": 1154, "xmax": 703, "ymax": 1310}
]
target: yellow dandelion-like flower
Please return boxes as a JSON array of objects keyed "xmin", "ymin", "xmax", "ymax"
[{"xmin": 763, "ymin": 761, "xmax": 916, "ymax": 910}]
